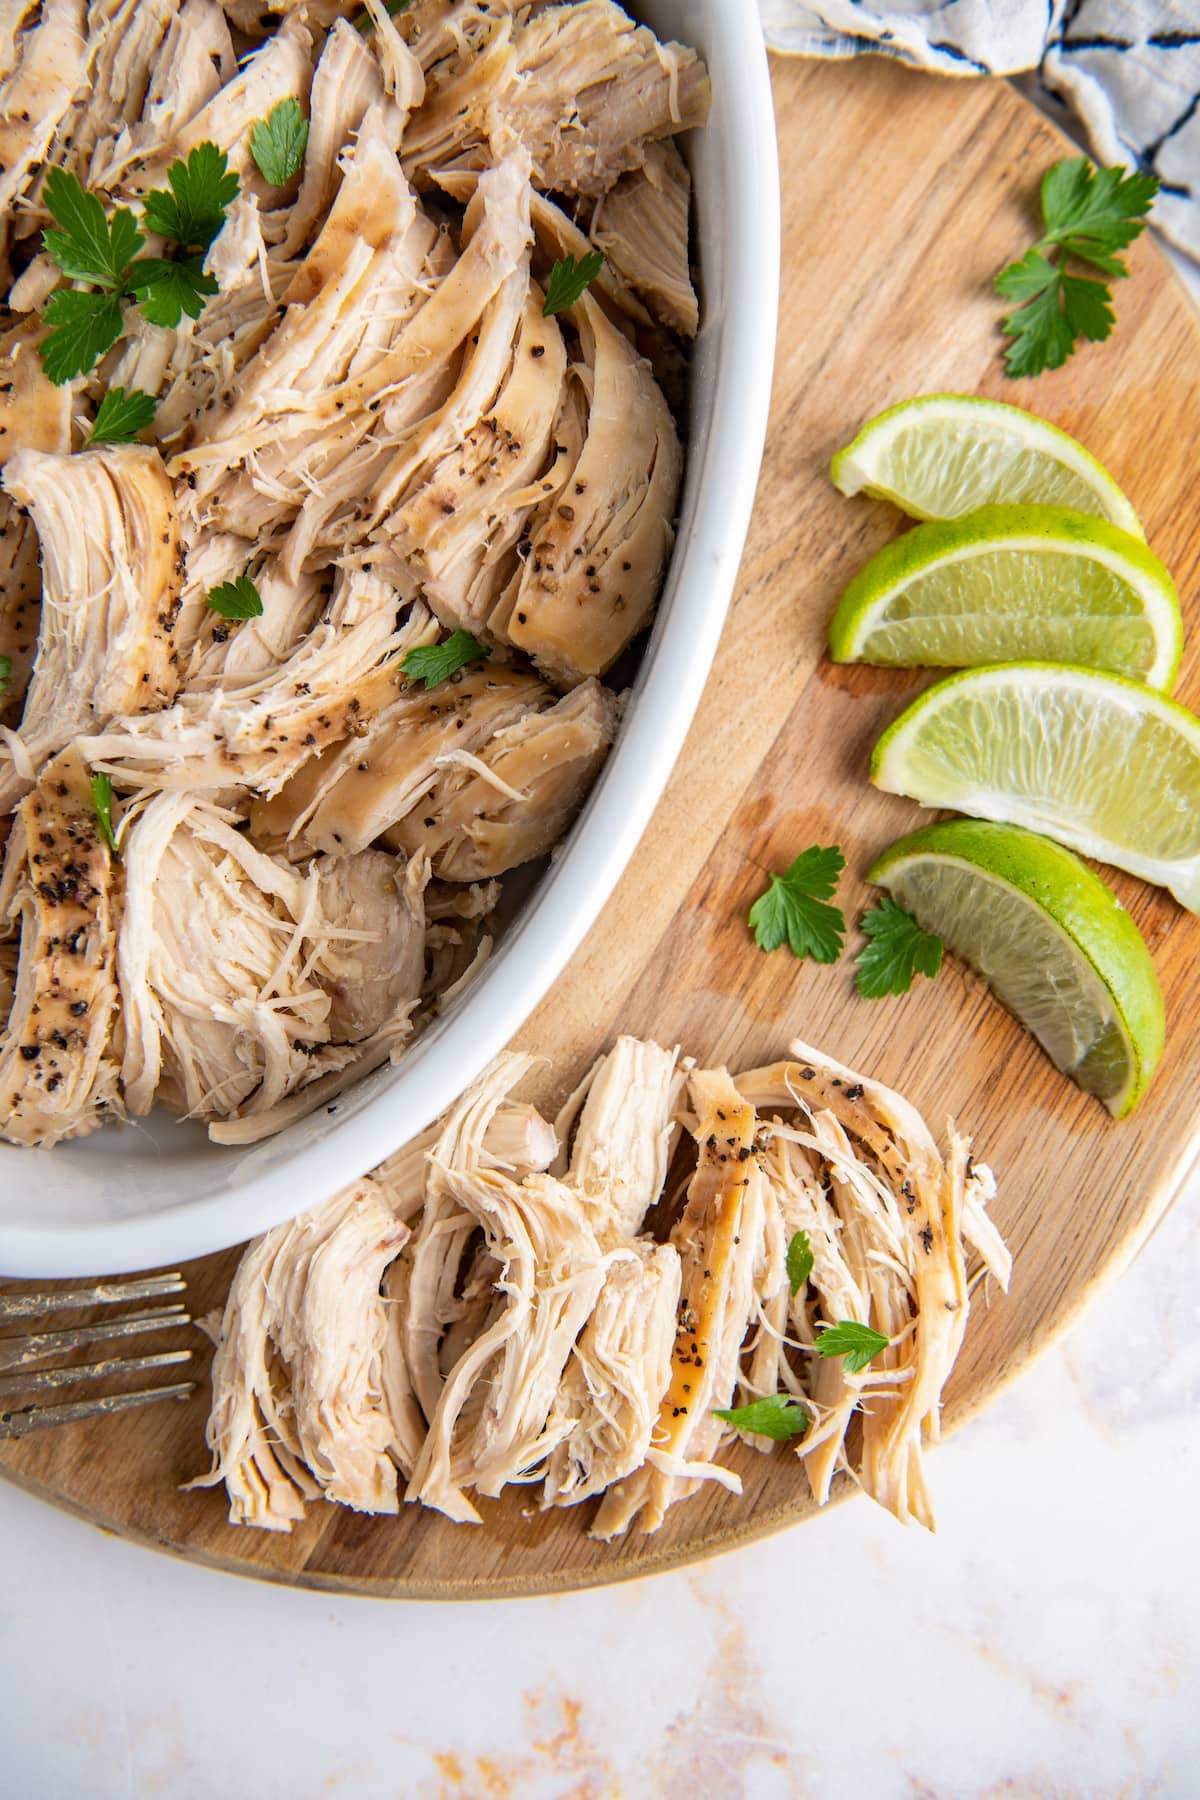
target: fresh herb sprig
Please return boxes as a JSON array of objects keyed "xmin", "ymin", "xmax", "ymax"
[
  {"xmin": 250, "ymin": 99, "xmax": 309, "ymax": 186},
  {"xmin": 90, "ymin": 771, "xmax": 120, "ymax": 859},
  {"xmin": 88, "ymin": 386, "xmax": 157, "ymax": 445},
  {"xmin": 748, "ymin": 845, "xmax": 846, "ymax": 964},
  {"xmin": 402, "ymin": 630, "xmax": 490, "ymax": 690},
  {"xmin": 854, "ymin": 897, "xmax": 943, "ymax": 998},
  {"xmin": 713, "ymin": 1394, "xmax": 811, "ymax": 1442},
  {"xmin": 996, "ymin": 156, "xmax": 1159, "ymax": 378},
  {"xmin": 207, "ymin": 576, "xmax": 264, "ymax": 620},
  {"xmin": 543, "ymin": 250, "xmax": 605, "ymax": 318},
  {"xmin": 815, "ymin": 1320, "xmax": 889, "ymax": 1374},
  {"xmin": 39, "ymin": 147, "xmax": 238, "ymax": 384},
  {"xmin": 786, "ymin": 1229, "xmax": 814, "ymax": 1296}
]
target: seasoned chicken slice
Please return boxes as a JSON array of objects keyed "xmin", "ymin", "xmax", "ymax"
[
  {"xmin": 735, "ymin": 1042, "xmax": 1009, "ymax": 1529},
  {"xmin": 0, "ymin": 446, "xmax": 183, "ymax": 809},
  {"xmin": 0, "ymin": 746, "xmax": 122, "ymax": 1147},
  {"xmin": 379, "ymin": 678, "xmax": 618, "ymax": 882},
  {"xmin": 117, "ymin": 793, "xmax": 426, "ymax": 1131},
  {"xmin": 88, "ymin": 0, "xmax": 235, "ymax": 194},
  {"xmin": 591, "ymin": 140, "xmax": 698, "ymax": 337},
  {"xmin": 81, "ymin": 578, "xmax": 438, "ymax": 803},
  {"xmin": 125, "ymin": 12, "xmax": 313, "ymax": 197},
  {"xmin": 0, "ymin": 318, "xmax": 71, "ymax": 724},
  {"xmin": 501, "ymin": 293, "xmax": 682, "ymax": 686},
  {"xmin": 252, "ymin": 660, "xmax": 555, "ymax": 864},
  {"xmin": 0, "ymin": 0, "xmax": 86, "ymax": 230},
  {"xmin": 191, "ymin": 1179, "xmax": 411, "ymax": 1531},
  {"xmin": 593, "ymin": 1067, "xmax": 771, "ymax": 1539},
  {"xmin": 403, "ymin": 0, "xmax": 710, "ymax": 198}
]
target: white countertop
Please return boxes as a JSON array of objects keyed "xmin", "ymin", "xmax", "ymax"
[{"xmin": 1, "ymin": 1165, "xmax": 1196, "ymax": 1799}]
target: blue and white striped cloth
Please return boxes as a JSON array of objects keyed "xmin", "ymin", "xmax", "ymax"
[{"xmin": 760, "ymin": 1, "xmax": 1200, "ymax": 260}]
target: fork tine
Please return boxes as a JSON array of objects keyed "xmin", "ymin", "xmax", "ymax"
[
  {"xmin": 0, "ymin": 1382, "xmax": 195, "ymax": 1440},
  {"xmin": 0, "ymin": 1348, "xmax": 192, "ymax": 1396},
  {"xmin": 0, "ymin": 1274, "xmax": 186, "ymax": 1321},
  {"xmin": 0, "ymin": 1304, "xmax": 191, "ymax": 1372}
]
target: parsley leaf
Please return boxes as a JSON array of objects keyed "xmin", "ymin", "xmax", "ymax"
[
  {"xmin": 786, "ymin": 1229, "xmax": 814, "ymax": 1296},
  {"xmin": 542, "ymin": 250, "xmax": 605, "ymax": 317},
  {"xmin": 40, "ymin": 289, "xmax": 125, "ymax": 385},
  {"xmin": 854, "ymin": 897, "xmax": 943, "ymax": 999},
  {"xmin": 401, "ymin": 629, "xmax": 490, "ymax": 689},
  {"xmin": 0, "ymin": 655, "xmax": 11, "ymax": 696},
  {"xmin": 250, "ymin": 98, "xmax": 309, "ymax": 186},
  {"xmin": 207, "ymin": 576, "xmax": 263, "ymax": 620},
  {"xmin": 90, "ymin": 772, "xmax": 120, "ymax": 859},
  {"xmin": 42, "ymin": 168, "xmax": 143, "ymax": 288},
  {"xmin": 748, "ymin": 845, "xmax": 845, "ymax": 963},
  {"xmin": 141, "ymin": 144, "xmax": 239, "ymax": 252},
  {"xmin": 713, "ymin": 1394, "xmax": 811, "ymax": 1442},
  {"xmin": 995, "ymin": 155, "xmax": 1157, "ymax": 378},
  {"xmin": 356, "ymin": 0, "xmax": 414, "ymax": 33},
  {"xmin": 127, "ymin": 255, "xmax": 218, "ymax": 328},
  {"xmin": 88, "ymin": 386, "xmax": 157, "ymax": 446},
  {"xmin": 815, "ymin": 1320, "xmax": 889, "ymax": 1374}
]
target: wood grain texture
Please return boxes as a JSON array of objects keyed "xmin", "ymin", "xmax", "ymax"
[{"xmin": 3, "ymin": 56, "xmax": 1200, "ymax": 1598}]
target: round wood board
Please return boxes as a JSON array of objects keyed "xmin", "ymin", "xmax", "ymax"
[{"xmin": 3, "ymin": 55, "xmax": 1200, "ymax": 1599}]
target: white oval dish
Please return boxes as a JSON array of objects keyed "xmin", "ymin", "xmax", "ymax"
[{"xmin": 0, "ymin": 0, "xmax": 780, "ymax": 1277}]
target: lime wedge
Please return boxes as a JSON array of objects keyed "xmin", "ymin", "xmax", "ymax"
[
  {"xmin": 832, "ymin": 395, "xmax": 1143, "ymax": 537},
  {"xmin": 872, "ymin": 663, "xmax": 1200, "ymax": 911},
  {"xmin": 869, "ymin": 820, "xmax": 1164, "ymax": 1116},
  {"xmin": 828, "ymin": 505, "xmax": 1181, "ymax": 690}
]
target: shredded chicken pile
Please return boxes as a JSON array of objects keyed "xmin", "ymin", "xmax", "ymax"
[
  {"xmin": 195, "ymin": 1035, "xmax": 1011, "ymax": 1536},
  {"xmin": 0, "ymin": 1, "xmax": 708, "ymax": 1148}
]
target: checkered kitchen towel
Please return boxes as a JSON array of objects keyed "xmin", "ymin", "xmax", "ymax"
[{"xmin": 759, "ymin": 1, "xmax": 1200, "ymax": 260}]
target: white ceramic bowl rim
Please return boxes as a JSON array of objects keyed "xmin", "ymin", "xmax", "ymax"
[{"xmin": 0, "ymin": 0, "xmax": 780, "ymax": 1276}]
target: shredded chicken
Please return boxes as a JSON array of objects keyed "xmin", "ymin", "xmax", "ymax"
[
  {"xmin": 0, "ymin": 2, "xmax": 705, "ymax": 1149},
  {"xmin": 200, "ymin": 1035, "xmax": 1009, "ymax": 1542}
]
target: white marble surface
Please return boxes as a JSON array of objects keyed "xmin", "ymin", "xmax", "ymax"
[{"xmin": 1, "ymin": 1167, "xmax": 1196, "ymax": 1799}]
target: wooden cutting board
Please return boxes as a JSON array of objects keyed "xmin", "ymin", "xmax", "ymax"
[{"xmin": 3, "ymin": 55, "xmax": 1200, "ymax": 1599}]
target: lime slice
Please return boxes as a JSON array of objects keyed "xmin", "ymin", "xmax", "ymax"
[
  {"xmin": 872, "ymin": 663, "xmax": 1200, "ymax": 911},
  {"xmin": 869, "ymin": 820, "xmax": 1164, "ymax": 1115},
  {"xmin": 828, "ymin": 505, "xmax": 1181, "ymax": 690},
  {"xmin": 831, "ymin": 395, "xmax": 1143, "ymax": 537}
]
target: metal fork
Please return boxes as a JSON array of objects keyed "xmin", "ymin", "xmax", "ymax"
[{"xmin": 0, "ymin": 1272, "xmax": 195, "ymax": 1439}]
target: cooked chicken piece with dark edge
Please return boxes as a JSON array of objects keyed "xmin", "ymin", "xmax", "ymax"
[
  {"xmin": 202, "ymin": 1038, "xmax": 1008, "ymax": 1536},
  {"xmin": 591, "ymin": 139, "xmax": 699, "ymax": 337},
  {"xmin": 0, "ymin": 745, "xmax": 122, "ymax": 1146},
  {"xmin": 0, "ymin": 317, "xmax": 71, "ymax": 724},
  {"xmin": 0, "ymin": 445, "xmax": 182, "ymax": 809},
  {"xmin": 0, "ymin": 2, "xmax": 706, "ymax": 1146}
]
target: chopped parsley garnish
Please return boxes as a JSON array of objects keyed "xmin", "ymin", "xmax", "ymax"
[
  {"xmin": 542, "ymin": 250, "xmax": 605, "ymax": 317},
  {"xmin": 206, "ymin": 576, "xmax": 264, "ymax": 620},
  {"xmin": 748, "ymin": 845, "xmax": 846, "ymax": 964},
  {"xmin": 88, "ymin": 386, "xmax": 157, "ymax": 446},
  {"xmin": 90, "ymin": 771, "xmax": 120, "ymax": 859},
  {"xmin": 38, "ymin": 148, "xmax": 238, "ymax": 385},
  {"xmin": 815, "ymin": 1320, "xmax": 890, "ymax": 1374},
  {"xmin": 786, "ymin": 1229, "xmax": 814, "ymax": 1296},
  {"xmin": 996, "ymin": 156, "xmax": 1158, "ymax": 378},
  {"xmin": 0, "ymin": 655, "xmax": 11, "ymax": 696},
  {"xmin": 854, "ymin": 897, "xmax": 943, "ymax": 998},
  {"xmin": 713, "ymin": 1394, "xmax": 811, "ymax": 1442},
  {"xmin": 401, "ymin": 630, "xmax": 490, "ymax": 689},
  {"xmin": 250, "ymin": 98, "xmax": 309, "ymax": 187}
]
